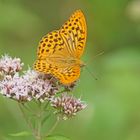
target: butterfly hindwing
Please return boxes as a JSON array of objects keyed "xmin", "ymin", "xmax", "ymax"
[
  {"xmin": 34, "ymin": 60, "xmax": 51, "ymax": 73},
  {"xmin": 51, "ymin": 65, "xmax": 81, "ymax": 85},
  {"xmin": 34, "ymin": 59, "xmax": 80, "ymax": 85}
]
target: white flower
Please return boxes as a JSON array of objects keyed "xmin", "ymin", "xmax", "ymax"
[
  {"xmin": 0, "ymin": 54, "xmax": 87, "ymax": 119},
  {"xmin": 50, "ymin": 93, "xmax": 87, "ymax": 119},
  {"xmin": 0, "ymin": 54, "xmax": 24, "ymax": 75},
  {"xmin": 0, "ymin": 69, "xmax": 59, "ymax": 102},
  {"xmin": 23, "ymin": 70, "xmax": 59, "ymax": 102},
  {"xmin": 0, "ymin": 74, "xmax": 32, "ymax": 101}
]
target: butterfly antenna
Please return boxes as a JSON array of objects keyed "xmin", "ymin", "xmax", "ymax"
[
  {"xmin": 93, "ymin": 51, "xmax": 104, "ymax": 59},
  {"xmin": 85, "ymin": 66, "xmax": 98, "ymax": 80},
  {"xmin": 84, "ymin": 51, "xmax": 104, "ymax": 80},
  {"xmin": 85, "ymin": 50, "xmax": 104, "ymax": 67}
]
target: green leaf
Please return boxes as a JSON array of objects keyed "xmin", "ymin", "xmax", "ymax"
[
  {"xmin": 9, "ymin": 131, "xmax": 31, "ymax": 137},
  {"xmin": 43, "ymin": 135, "xmax": 71, "ymax": 140}
]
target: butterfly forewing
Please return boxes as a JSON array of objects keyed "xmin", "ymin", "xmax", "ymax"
[
  {"xmin": 37, "ymin": 30, "xmax": 69, "ymax": 59},
  {"xmin": 60, "ymin": 10, "xmax": 87, "ymax": 58}
]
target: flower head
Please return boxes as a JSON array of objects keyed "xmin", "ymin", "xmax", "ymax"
[
  {"xmin": 0, "ymin": 74, "xmax": 32, "ymax": 102},
  {"xmin": 0, "ymin": 55, "xmax": 87, "ymax": 118},
  {"xmin": 0, "ymin": 69, "xmax": 59, "ymax": 102},
  {"xmin": 50, "ymin": 93, "xmax": 87, "ymax": 119},
  {"xmin": 0, "ymin": 54, "xmax": 24, "ymax": 76},
  {"xmin": 23, "ymin": 70, "xmax": 59, "ymax": 102}
]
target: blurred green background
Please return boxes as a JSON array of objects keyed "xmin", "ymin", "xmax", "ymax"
[{"xmin": 0, "ymin": 0, "xmax": 140, "ymax": 140}]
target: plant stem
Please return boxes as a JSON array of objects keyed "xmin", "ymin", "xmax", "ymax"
[
  {"xmin": 36, "ymin": 102, "xmax": 42, "ymax": 140},
  {"xmin": 19, "ymin": 101, "xmax": 52, "ymax": 140},
  {"xmin": 46, "ymin": 116, "xmax": 60, "ymax": 137},
  {"xmin": 18, "ymin": 103, "xmax": 38, "ymax": 139}
]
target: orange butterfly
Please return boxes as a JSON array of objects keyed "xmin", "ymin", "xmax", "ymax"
[{"xmin": 34, "ymin": 10, "xmax": 87, "ymax": 85}]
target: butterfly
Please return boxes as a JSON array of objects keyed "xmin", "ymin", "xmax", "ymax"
[{"xmin": 34, "ymin": 10, "xmax": 87, "ymax": 85}]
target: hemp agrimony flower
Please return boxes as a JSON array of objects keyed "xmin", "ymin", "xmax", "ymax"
[
  {"xmin": 0, "ymin": 70, "xmax": 59, "ymax": 102},
  {"xmin": 0, "ymin": 54, "xmax": 24, "ymax": 76},
  {"xmin": 50, "ymin": 93, "xmax": 87, "ymax": 119},
  {"xmin": 0, "ymin": 54, "xmax": 87, "ymax": 140}
]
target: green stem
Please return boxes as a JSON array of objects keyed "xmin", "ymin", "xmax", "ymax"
[
  {"xmin": 19, "ymin": 100, "xmax": 52, "ymax": 140},
  {"xmin": 18, "ymin": 103, "xmax": 38, "ymax": 139},
  {"xmin": 36, "ymin": 103, "xmax": 42, "ymax": 140},
  {"xmin": 22, "ymin": 103, "xmax": 32, "ymax": 112},
  {"xmin": 46, "ymin": 117, "xmax": 60, "ymax": 137},
  {"xmin": 44, "ymin": 101, "xmax": 50, "ymax": 109}
]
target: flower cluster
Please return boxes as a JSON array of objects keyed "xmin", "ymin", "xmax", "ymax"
[
  {"xmin": 0, "ymin": 69, "xmax": 59, "ymax": 102},
  {"xmin": 0, "ymin": 55, "xmax": 59, "ymax": 102},
  {"xmin": 0, "ymin": 54, "xmax": 24, "ymax": 76},
  {"xmin": 0, "ymin": 55, "xmax": 86, "ymax": 118},
  {"xmin": 50, "ymin": 93, "xmax": 87, "ymax": 119}
]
